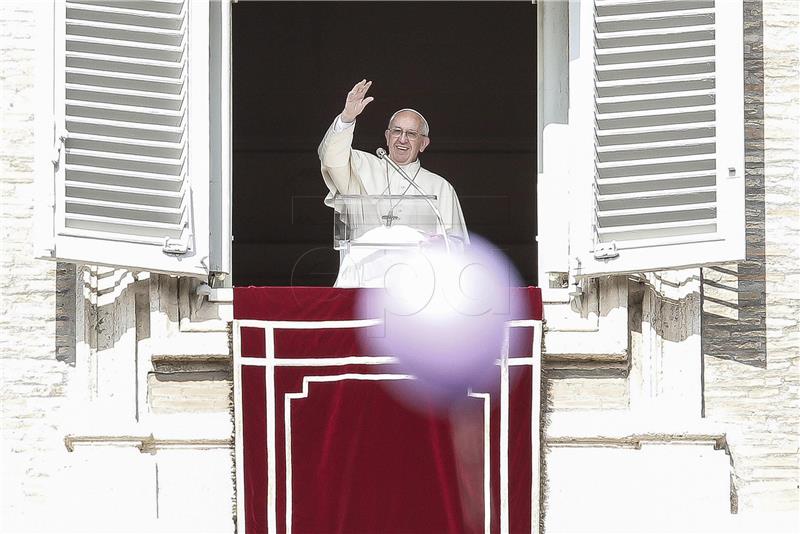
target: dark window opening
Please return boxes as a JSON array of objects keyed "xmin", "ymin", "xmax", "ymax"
[{"xmin": 233, "ymin": 2, "xmax": 537, "ymax": 286}]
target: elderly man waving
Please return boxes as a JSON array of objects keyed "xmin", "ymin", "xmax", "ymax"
[{"xmin": 319, "ymin": 79, "xmax": 469, "ymax": 287}]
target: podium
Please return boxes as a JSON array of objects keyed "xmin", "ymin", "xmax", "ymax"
[
  {"xmin": 332, "ymin": 194, "xmax": 463, "ymax": 287},
  {"xmin": 233, "ymin": 286, "xmax": 543, "ymax": 534}
]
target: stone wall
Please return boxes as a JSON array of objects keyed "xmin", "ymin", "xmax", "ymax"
[
  {"xmin": 0, "ymin": 3, "xmax": 75, "ymax": 528},
  {"xmin": 702, "ymin": 0, "xmax": 800, "ymax": 513},
  {"xmin": 0, "ymin": 4, "xmax": 235, "ymax": 530}
]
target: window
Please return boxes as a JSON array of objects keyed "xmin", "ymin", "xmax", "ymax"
[
  {"xmin": 230, "ymin": 2, "xmax": 537, "ymax": 287},
  {"xmin": 37, "ymin": 0, "xmax": 745, "ymax": 286}
]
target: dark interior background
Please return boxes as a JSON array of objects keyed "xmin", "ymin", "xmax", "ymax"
[{"xmin": 232, "ymin": 2, "xmax": 537, "ymax": 287}]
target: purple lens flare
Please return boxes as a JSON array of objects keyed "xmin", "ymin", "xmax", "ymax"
[{"xmin": 356, "ymin": 234, "xmax": 529, "ymax": 411}]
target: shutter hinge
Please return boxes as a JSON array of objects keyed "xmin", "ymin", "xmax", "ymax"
[
  {"xmin": 162, "ymin": 237, "xmax": 189, "ymax": 256},
  {"xmin": 51, "ymin": 131, "xmax": 67, "ymax": 167},
  {"xmin": 568, "ymin": 257, "xmax": 583, "ymax": 303},
  {"xmin": 593, "ymin": 241, "xmax": 619, "ymax": 260}
]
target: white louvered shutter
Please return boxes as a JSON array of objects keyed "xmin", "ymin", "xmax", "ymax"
[
  {"xmin": 575, "ymin": 0, "xmax": 744, "ymax": 277},
  {"xmin": 42, "ymin": 0, "xmax": 211, "ymax": 276}
]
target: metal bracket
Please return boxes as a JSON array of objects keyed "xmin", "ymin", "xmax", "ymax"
[
  {"xmin": 568, "ymin": 256, "xmax": 584, "ymax": 307},
  {"xmin": 195, "ymin": 282, "xmax": 233, "ymax": 305},
  {"xmin": 593, "ymin": 241, "xmax": 619, "ymax": 260},
  {"xmin": 162, "ymin": 237, "xmax": 189, "ymax": 255},
  {"xmin": 208, "ymin": 271, "xmax": 226, "ymax": 288},
  {"xmin": 195, "ymin": 281, "xmax": 212, "ymax": 309},
  {"xmin": 51, "ymin": 131, "xmax": 67, "ymax": 167}
]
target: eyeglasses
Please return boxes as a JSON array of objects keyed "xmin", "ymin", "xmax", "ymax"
[{"xmin": 387, "ymin": 127, "xmax": 426, "ymax": 141}]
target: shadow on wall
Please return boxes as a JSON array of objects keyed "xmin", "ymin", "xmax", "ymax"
[
  {"xmin": 55, "ymin": 265, "xmax": 153, "ymax": 368},
  {"xmin": 701, "ymin": 0, "xmax": 766, "ymax": 369},
  {"xmin": 635, "ymin": 273, "xmax": 703, "ymax": 345},
  {"xmin": 56, "ymin": 262, "xmax": 77, "ymax": 366}
]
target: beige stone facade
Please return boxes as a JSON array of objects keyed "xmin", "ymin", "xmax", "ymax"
[
  {"xmin": 1, "ymin": 3, "xmax": 71, "ymax": 523},
  {"xmin": 702, "ymin": 0, "xmax": 800, "ymax": 514}
]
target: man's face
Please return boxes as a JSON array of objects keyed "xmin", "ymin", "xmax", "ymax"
[{"xmin": 385, "ymin": 111, "xmax": 430, "ymax": 166}]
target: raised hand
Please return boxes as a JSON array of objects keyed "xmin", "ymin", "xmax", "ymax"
[{"xmin": 341, "ymin": 79, "xmax": 374, "ymax": 123}]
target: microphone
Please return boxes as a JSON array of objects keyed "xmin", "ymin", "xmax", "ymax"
[
  {"xmin": 375, "ymin": 148, "xmax": 423, "ymax": 194},
  {"xmin": 375, "ymin": 148, "xmax": 451, "ymax": 253}
]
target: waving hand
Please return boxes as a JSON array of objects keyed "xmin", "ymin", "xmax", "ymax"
[{"xmin": 340, "ymin": 79, "xmax": 374, "ymax": 123}]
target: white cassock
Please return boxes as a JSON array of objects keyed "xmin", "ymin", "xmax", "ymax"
[{"xmin": 319, "ymin": 116, "xmax": 470, "ymax": 287}]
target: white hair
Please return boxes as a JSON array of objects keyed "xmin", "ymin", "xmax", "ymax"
[{"xmin": 388, "ymin": 108, "xmax": 430, "ymax": 136}]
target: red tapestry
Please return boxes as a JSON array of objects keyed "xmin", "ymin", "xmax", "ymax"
[{"xmin": 234, "ymin": 287, "xmax": 543, "ymax": 534}]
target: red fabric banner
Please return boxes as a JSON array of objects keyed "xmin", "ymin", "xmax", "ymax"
[{"xmin": 234, "ymin": 287, "xmax": 542, "ymax": 534}]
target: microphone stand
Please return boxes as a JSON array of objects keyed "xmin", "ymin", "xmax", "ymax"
[{"xmin": 376, "ymin": 148, "xmax": 451, "ymax": 254}]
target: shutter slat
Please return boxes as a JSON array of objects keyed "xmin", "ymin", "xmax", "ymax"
[
  {"xmin": 597, "ymin": 124, "xmax": 715, "ymax": 146},
  {"xmin": 598, "ymin": 78, "xmax": 715, "ymax": 97},
  {"xmin": 597, "ymin": 152, "xmax": 714, "ymax": 169},
  {"xmin": 597, "ymin": 194, "xmax": 718, "ymax": 216},
  {"xmin": 67, "ymin": 83, "xmax": 184, "ymax": 110},
  {"xmin": 66, "ymin": 35, "xmax": 184, "ymax": 63},
  {"xmin": 597, "ymin": 185, "xmax": 716, "ymax": 202},
  {"xmin": 597, "ymin": 136, "xmax": 715, "ymax": 154},
  {"xmin": 70, "ymin": 0, "xmax": 184, "ymax": 15},
  {"xmin": 65, "ymin": 180, "xmax": 184, "ymax": 204},
  {"xmin": 65, "ymin": 197, "xmax": 185, "ymax": 223},
  {"xmin": 66, "ymin": 116, "xmax": 183, "ymax": 143},
  {"xmin": 596, "ymin": 25, "xmax": 714, "ymax": 48},
  {"xmin": 596, "ymin": 41, "xmax": 714, "ymax": 66},
  {"xmin": 64, "ymin": 214, "xmax": 185, "ymax": 238},
  {"xmin": 596, "ymin": 169, "xmax": 715, "ymax": 187},
  {"xmin": 596, "ymin": 106, "xmax": 715, "ymax": 129},
  {"xmin": 596, "ymin": 73, "xmax": 715, "ymax": 87},
  {"xmin": 64, "ymin": 212, "xmax": 186, "ymax": 230},
  {"xmin": 597, "ymin": 157, "xmax": 716, "ymax": 181},
  {"xmin": 596, "ymin": 23, "xmax": 714, "ymax": 37},
  {"xmin": 597, "ymin": 201, "xmax": 716, "ymax": 219},
  {"xmin": 597, "ymin": 89, "xmax": 714, "ymax": 105},
  {"xmin": 65, "ymin": 164, "xmax": 184, "ymax": 189},
  {"xmin": 597, "ymin": 121, "xmax": 715, "ymax": 137},
  {"xmin": 596, "ymin": 56, "xmax": 715, "ymax": 74},
  {"xmin": 596, "ymin": 39, "xmax": 714, "ymax": 58},
  {"xmin": 66, "ymin": 99, "xmax": 185, "ymax": 124},
  {"xmin": 66, "ymin": 106, "xmax": 183, "ymax": 127},
  {"xmin": 66, "ymin": 67, "xmax": 185, "ymax": 93},
  {"xmin": 66, "ymin": 149, "xmax": 184, "ymax": 176},
  {"xmin": 597, "ymin": 92, "xmax": 714, "ymax": 114},
  {"xmin": 596, "ymin": 7, "xmax": 714, "ymax": 23},
  {"xmin": 60, "ymin": 227, "xmax": 179, "ymax": 246},
  {"xmin": 597, "ymin": 220, "xmax": 717, "ymax": 242},
  {"xmin": 66, "ymin": 52, "xmax": 184, "ymax": 78},
  {"xmin": 596, "ymin": 1, "xmax": 713, "ymax": 17},
  {"xmin": 67, "ymin": 58, "xmax": 183, "ymax": 81},
  {"xmin": 69, "ymin": 132, "xmax": 185, "ymax": 151},
  {"xmin": 597, "ymin": 61, "xmax": 714, "ymax": 82},
  {"xmin": 66, "ymin": 20, "xmax": 184, "ymax": 46},
  {"xmin": 66, "ymin": 2, "xmax": 186, "ymax": 30},
  {"xmin": 66, "ymin": 34, "xmax": 184, "ymax": 53},
  {"xmin": 67, "ymin": 134, "xmax": 185, "ymax": 160},
  {"xmin": 596, "ymin": 10, "xmax": 714, "ymax": 34},
  {"xmin": 597, "ymin": 104, "xmax": 715, "ymax": 119},
  {"xmin": 599, "ymin": 147, "xmax": 715, "ymax": 165},
  {"xmin": 66, "ymin": 147, "xmax": 184, "ymax": 166}
]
